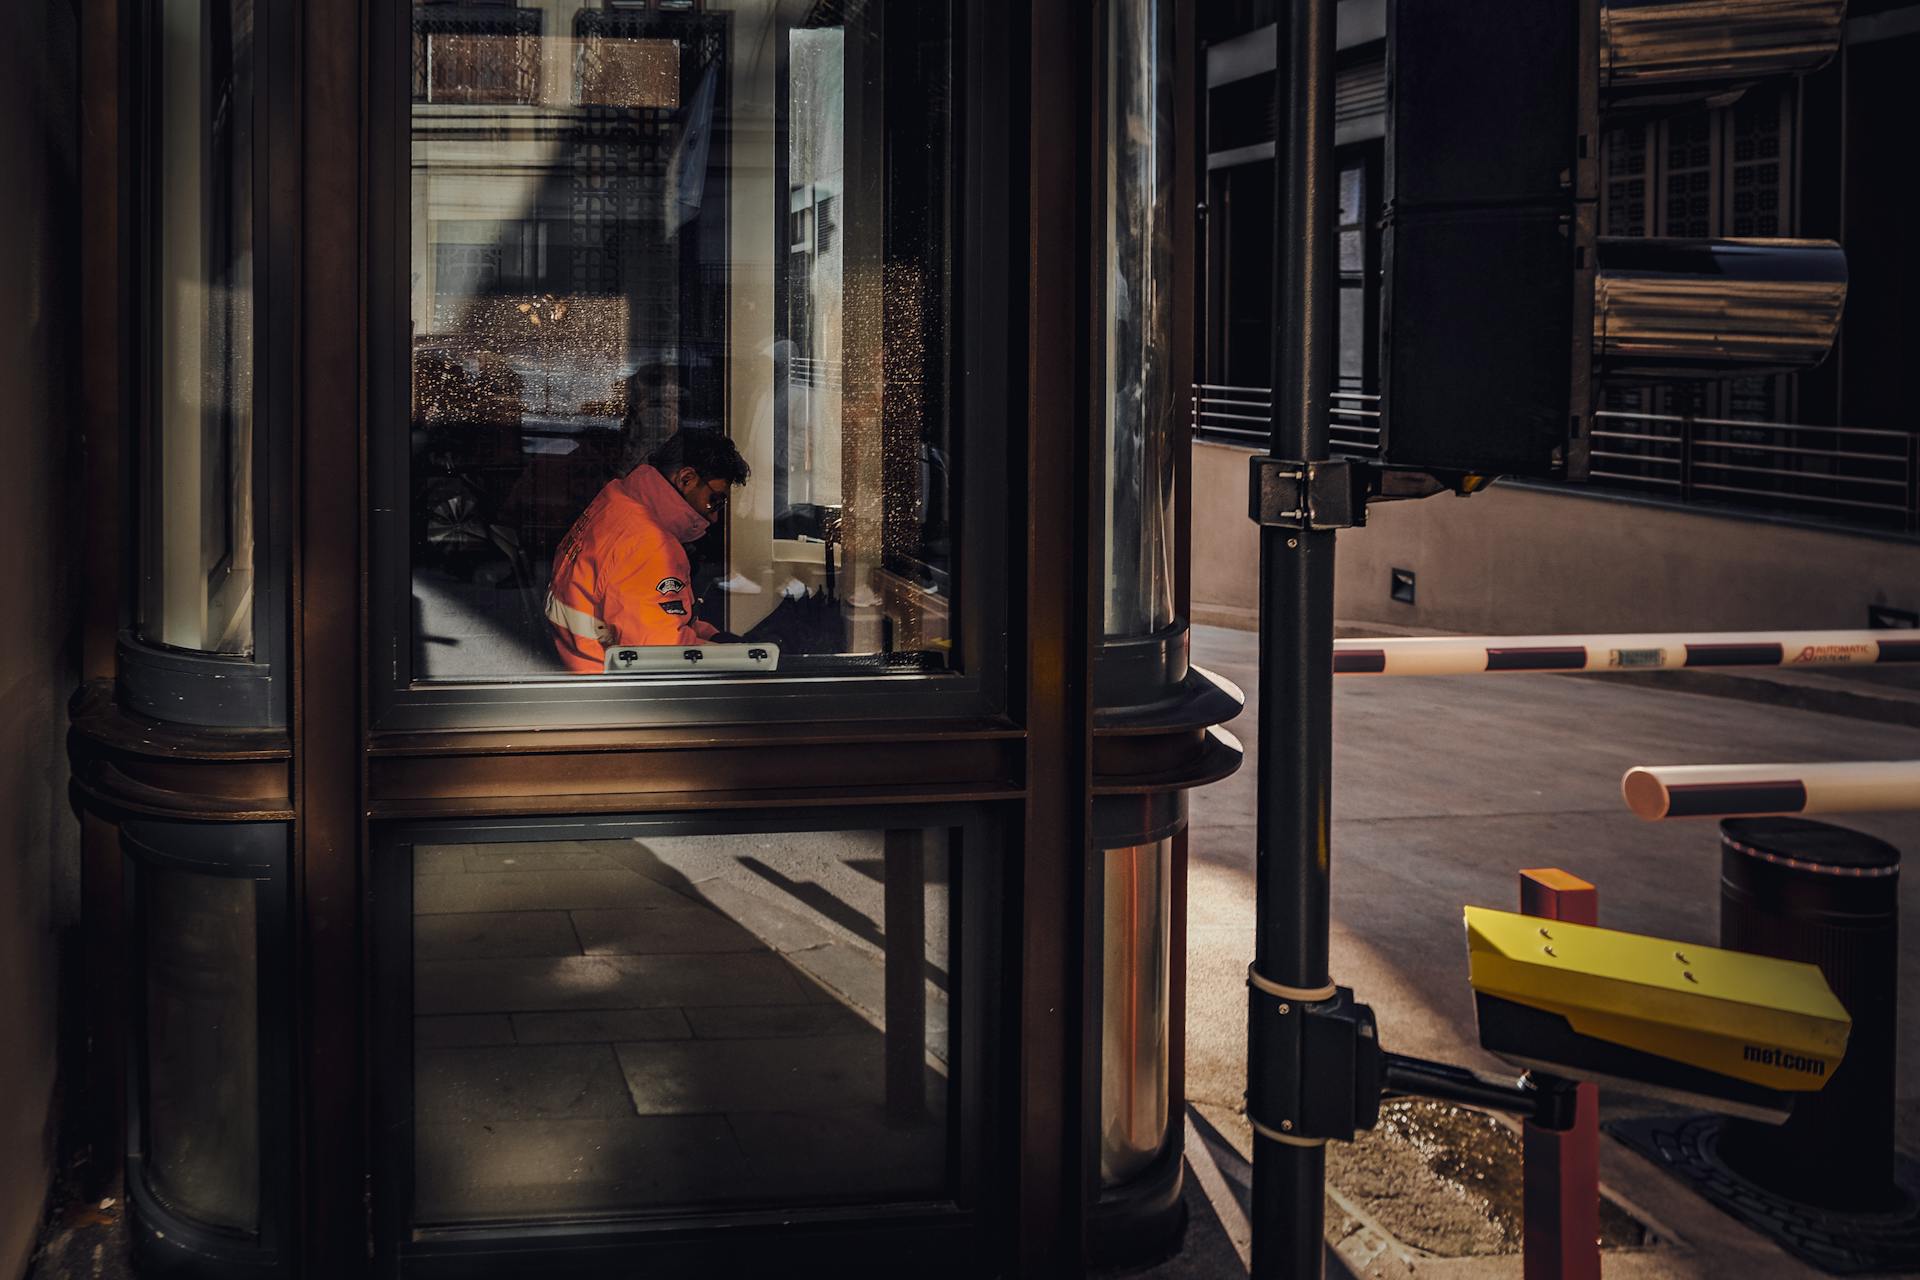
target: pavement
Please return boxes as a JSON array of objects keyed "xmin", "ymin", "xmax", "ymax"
[
  {"xmin": 1151, "ymin": 623, "xmax": 1920, "ymax": 1279},
  {"xmin": 27, "ymin": 622, "xmax": 1918, "ymax": 1279}
]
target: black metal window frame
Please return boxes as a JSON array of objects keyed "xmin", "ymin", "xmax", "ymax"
[
  {"xmin": 119, "ymin": 0, "xmax": 294, "ymax": 730},
  {"xmin": 367, "ymin": 0, "xmax": 1014, "ymax": 732},
  {"xmin": 368, "ymin": 801, "xmax": 1007, "ymax": 1278},
  {"xmin": 122, "ymin": 819, "xmax": 293, "ymax": 1278}
]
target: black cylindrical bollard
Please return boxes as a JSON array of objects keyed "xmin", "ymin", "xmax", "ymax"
[{"xmin": 1716, "ymin": 817, "xmax": 1902, "ymax": 1211}]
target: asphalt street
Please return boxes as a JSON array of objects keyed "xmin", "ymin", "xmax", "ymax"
[{"xmin": 1172, "ymin": 623, "xmax": 1920, "ymax": 1279}]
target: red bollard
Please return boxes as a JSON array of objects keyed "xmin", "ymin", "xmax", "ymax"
[{"xmin": 1519, "ymin": 869, "xmax": 1601, "ymax": 1280}]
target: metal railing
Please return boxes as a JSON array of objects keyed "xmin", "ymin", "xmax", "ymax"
[
  {"xmin": 1191, "ymin": 383, "xmax": 1382, "ymax": 455},
  {"xmin": 1193, "ymin": 386, "xmax": 1918, "ymax": 535},
  {"xmin": 789, "ymin": 355, "xmax": 836, "ymax": 389},
  {"xmin": 1588, "ymin": 410, "xmax": 1918, "ymax": 534}
]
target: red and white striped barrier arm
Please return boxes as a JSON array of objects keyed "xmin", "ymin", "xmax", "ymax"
[
  {"xmin": 1622, "ymin": 760, "xmax": 1920, "ymax": 821},
  {"xmin": 1334, "ymin": 630, "xmax": 1920, "ymax": 676}
]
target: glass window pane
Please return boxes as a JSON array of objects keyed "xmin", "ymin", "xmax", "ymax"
[
  {"xmin": 1102, "ymin": 0, "xmax": 1176, "ymax": 639},
  {"xmin": 141, "ymin": 0, "xmax": 256, "ymax": 655},
  {"xmin": 144, "ymin": 867, "xmax": 260, "ymax": 1231},
  {"xmin": 1338, "ymin": 286, "xmax": 1366, "ymax": 384},
  {"xmin": 407, "ymin": 2, "xmax": 954, "ymax": 682},
  {"xmin": 410, "ymin": 828, "xmax": 954, "ymax": 1223},
  {"xmin": 1337, "ymin": 163, "xmax": 1364, "ymax": 228},
  {"xmin": 1337, "ymin": 228, "xmax": 1364, "ymax": 275}
]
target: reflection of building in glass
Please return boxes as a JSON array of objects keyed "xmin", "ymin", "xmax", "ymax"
[
  {"xmin": 1190, "ymin": 1, "xmax": 1920, "ymax": 640},
  {"xmin": 404, "ymin": 1, "xmax": 955, "ymax": 679},
  {"xmin": 779, "ymin": 25, "xmax": 845, "ymax": 525}
]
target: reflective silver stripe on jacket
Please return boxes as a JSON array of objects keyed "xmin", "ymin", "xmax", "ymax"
[{"xmin": 545, "ymin": 590, "xmax": 614, "ymax": 647}]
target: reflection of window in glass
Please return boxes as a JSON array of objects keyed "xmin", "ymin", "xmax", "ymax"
[
  {"xmin": 777, "ymin": 27, "xmax": 845, "ymax": 546},
  {"xmin": 142, "ymin": 0, "xmax": 255, "ymax": 655},
  {"xmin": 407, "ymin": 828, "xmax": 955, "ymax": 1222},
  {"xmin": 404, "ymin": 1, "xmax": 955, "ymax": 683},
  {"xmin": 1336, "ymin": 158, "xmax": 1366, "ymax": 390}
]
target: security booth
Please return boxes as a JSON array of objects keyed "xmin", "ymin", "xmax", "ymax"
[{"xmin": 68, "ymin": 1, "xmax": 1236, "ymax": 1276}]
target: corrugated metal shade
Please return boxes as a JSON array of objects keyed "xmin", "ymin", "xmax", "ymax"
[
  {"xmin": 1594, "ymin": 237, "xmax": 1847, "ymax": 378},
  {"xmin": 1602, "ymin": 0, "xmax": 1844, "ymax": 92}
]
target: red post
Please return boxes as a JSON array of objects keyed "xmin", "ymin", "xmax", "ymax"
[{"xmin": 1519, "ymin": 868, "xmax": 1601, "ymax": 1280}]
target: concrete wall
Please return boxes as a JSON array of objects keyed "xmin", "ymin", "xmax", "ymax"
[
  {"xmin": 1193, "ymin": 439, "xmax": 1920, "ymax": 634},
  {"xmin": 0, "ymin": 2, "xmax": 81, "ymax": 1276},
  {"xmin": 1191, "ymin": 443, "xmax": 1264, "ymax": 630}
]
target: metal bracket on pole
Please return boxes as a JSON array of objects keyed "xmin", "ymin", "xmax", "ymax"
[
  {"xmin": 1245, "ymin": 974, "xmax": 1383, "ymax": 1146},
  {"xmin": 1249, "ymin": 456, "xmax": 1366, "ymax": 531}
]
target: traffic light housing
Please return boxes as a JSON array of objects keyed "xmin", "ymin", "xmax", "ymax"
[{"xmin": 1374, "ymin": 0, "xmax": 1849, "ymax": 480}]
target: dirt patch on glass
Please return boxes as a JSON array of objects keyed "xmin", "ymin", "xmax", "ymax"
[{"xmin": 1326, "ymin": 1099, "xmax": 1648, "ymax": 1257}]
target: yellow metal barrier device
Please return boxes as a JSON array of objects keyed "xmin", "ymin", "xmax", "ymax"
[{"xmin": 1465, "ymin": 907, "xmax": 1851, "ymax": 1122}]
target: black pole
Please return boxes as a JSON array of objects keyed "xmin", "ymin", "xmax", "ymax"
[{"xmin": 1251, "ymin": 0, "xmax": 1337, "ymax": 1275}]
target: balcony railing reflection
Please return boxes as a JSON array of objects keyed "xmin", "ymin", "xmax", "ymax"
[{"xmin": 1190, "ymin": 383, "xmax": 1383, "ymax": 456}]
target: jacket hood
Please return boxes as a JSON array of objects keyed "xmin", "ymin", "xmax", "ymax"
[{"xmin": 621, "ymin": 463, "xmax": 713, "ymax": 544}]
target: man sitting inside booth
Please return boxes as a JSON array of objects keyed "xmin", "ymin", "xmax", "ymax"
[{"xmin": 545, "ymin": 429, "xmax": 750, "ymax": 673}]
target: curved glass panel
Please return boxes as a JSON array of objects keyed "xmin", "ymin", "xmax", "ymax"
[
  {"xmin": 144, "ymin": 865, "xmax": 260, "ymax": 1231},
  {"xmin": 1100, "ymin": 839, "xmax": 1172, "ymax": 1185},
  {"xmin": 140, "ymin": 0, "xmax": 256, "ymax": 655},
  {"xmin": 1102, "ymin": 0, "xmax": 1176, "ymax": 639},
  {"xmin": 405, "ymin": 0, "xmax": 955, "ymax": 681}
]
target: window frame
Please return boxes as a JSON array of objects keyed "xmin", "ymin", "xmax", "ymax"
[
  {"xmin": 367, "ymin": 0, "xmax": 1012, "ymax": 731},
  {"xmin": 368, "ymin": 802, "xmax": 1005, "ymax": 1274}
]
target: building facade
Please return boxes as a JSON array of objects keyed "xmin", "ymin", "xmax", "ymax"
[{"xmin": 1191, "ymin": 0, "xmax": 1920, "ymax": 635}]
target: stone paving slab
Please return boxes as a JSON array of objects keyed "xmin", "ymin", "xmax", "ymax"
[
  {"xmin": 683, "ymin": 1002, "xmax": 874, "ymax": 1040},
  {"xmin": 413, "ymin": 1114, "xmax": 750, "ymax": 1223},
  {"xmin": 412, "ymin": 845, "xmax": 471, "ymax": 876},
  {"xmin": 413, "ymin": 869, "xmax": 687, "ymax": 915},
  {"xmin": 414, "ymin": 909, "xmax": 582, "ymax": 960},
  {"xmin": 415, "ymin": 1043, "xmax": 635, "ymax": 1123},
  {"xmin": 415, "ymin": 951, "xmax": 814, "ymax": 1015},
  {"xmin": 571, "ymin": 904, "xmax": 770, "ymax": 955},
  {"xmin": 613, "ymin": 1035, "xmax": 886, "ymax": 1116},
  {"xmin": 684, "ymin": 875, "xmax": 841, "ymax": 954},
  {"xmin": 510, "ymin": 1008, "xmax": 693, "ymax": 1045},
  {"xmin": 414, "ymin": 1014, "xmax": 516, "ymax": 1048},
  {"xmin": 461, "ymin": 847, "xmax": 628, "ymax": 873}
]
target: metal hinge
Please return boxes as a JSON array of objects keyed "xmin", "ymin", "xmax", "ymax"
[{"xmin": 1248, "ymin": 456, "xmax": 1366, "ymax": 530}]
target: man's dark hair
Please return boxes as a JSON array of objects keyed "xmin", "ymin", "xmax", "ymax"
[{"xmin": 649, "ymin": 429, "xmax": 750, "ymax": 486}]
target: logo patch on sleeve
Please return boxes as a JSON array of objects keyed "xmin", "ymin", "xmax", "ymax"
[
  {"xmin": 655, "ymin": 576, "xmax": 686, "ymax": 596},
  {"xmin": 659, "ymin": 600, "xmax": 688, "ymax": 616}
]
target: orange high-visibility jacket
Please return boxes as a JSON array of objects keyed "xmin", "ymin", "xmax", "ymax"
[{"xmin": 545, "ymin": 463, "xmax": 719, "ymax": 673}]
